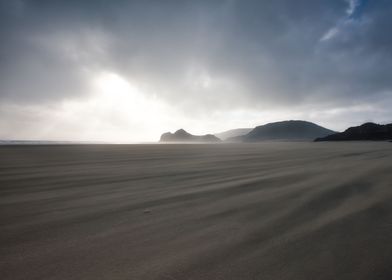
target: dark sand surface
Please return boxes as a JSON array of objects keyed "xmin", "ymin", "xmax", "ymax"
[{"xmin": 1, "ymin": 143, "xmax": 392, "ymax": 280}]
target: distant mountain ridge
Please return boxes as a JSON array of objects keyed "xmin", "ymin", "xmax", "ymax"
[
  {"xmin": 228, "ymin": 120, "xmax": 336, "ymax": 142},
  {"xmin": 315, "ymin": 122, "xmax": 392, "ymax": 141},
  {"xmin": 160, "ymin": 129, "xmax": 221, "ymax": 143},
  {"xmin": 214, "ymin": 128, "xmax": 252, "ymax": 140}
]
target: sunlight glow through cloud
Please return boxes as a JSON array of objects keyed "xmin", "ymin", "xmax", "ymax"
[{"xmin": 58, "ymin": 71, "xmax": 176, "ymax": 142}]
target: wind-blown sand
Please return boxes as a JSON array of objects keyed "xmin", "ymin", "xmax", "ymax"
[{"xmin": 1, "ymin": 142, "xmax": 392, "ymax": 279}]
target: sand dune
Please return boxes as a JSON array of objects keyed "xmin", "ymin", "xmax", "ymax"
[{"xmin": 1, "ymin": 142, "xmax": 392, "ymax": 279}]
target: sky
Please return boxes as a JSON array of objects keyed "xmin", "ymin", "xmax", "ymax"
[{"xmin": 0, "ymin": 0, "xmax": 391, "ymax": 142}]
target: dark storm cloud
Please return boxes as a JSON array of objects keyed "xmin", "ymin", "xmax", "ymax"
[{"xmin": 0, "ymin": 0, "xmax": 391, "ymax": 110}]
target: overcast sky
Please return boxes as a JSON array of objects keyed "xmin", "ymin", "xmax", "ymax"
[{"xmin": 0, "ymin": 0, "xmax": 391, "ymax": 142}]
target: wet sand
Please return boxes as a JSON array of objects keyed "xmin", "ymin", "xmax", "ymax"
[{"xmin": 1, "ymin": 142, "xmax": 392, "ymax": 279}]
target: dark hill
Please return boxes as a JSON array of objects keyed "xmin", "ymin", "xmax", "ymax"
[
  {"xmin": 160, "ymin": 129, "xmax": 221, "ymax": 143},
  {"xmin": 315, "ymin": 122, "xmax": 392, "ymax": 141},
  {"xmin": 230, "ymin": 120, "xmax": 336, "ymax": 142}
]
